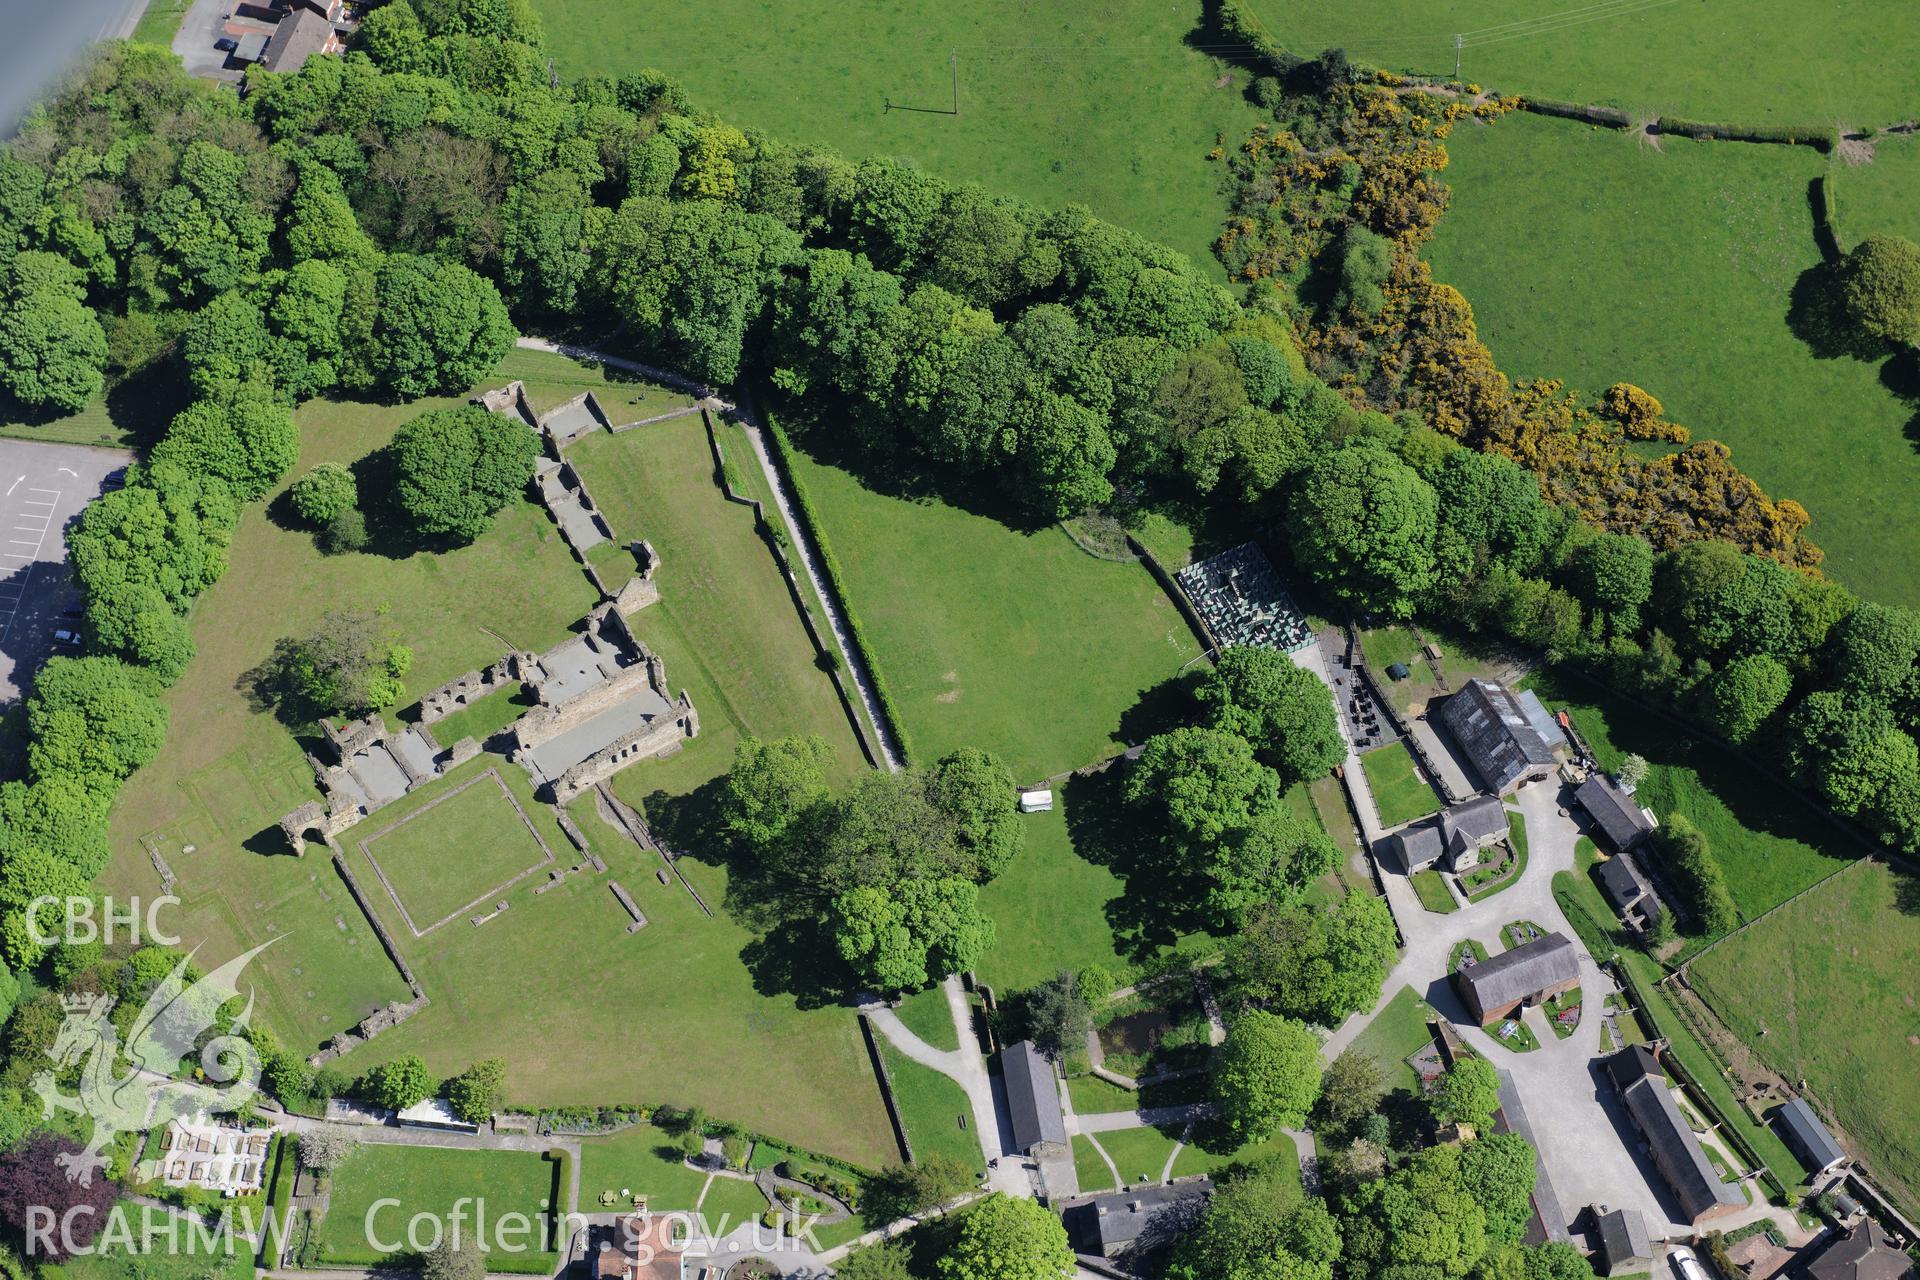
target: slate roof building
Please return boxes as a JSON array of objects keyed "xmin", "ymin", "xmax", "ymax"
[
  {"xmin": 1393, "ymin": 794, "xmax": 1513, "ymax": 874},
  {"xmin": 1804, "ymin": 1221, "xmax": 1915, "ymax": 1280},
  {"xmin": 1439, "ymin": 680, "xmax": 1563, "ymax": 794},
  {"xmin": 1454, "ymin": 931, "xmax": 1580, "ymax": 1023},
  {"xmin": 1593, "ymin": 1206, "xmax": 1653, "ymax": 1277},
  {"xmin": 1602, "ymin": 1047, "xmax": 1743, "ymax": 1226},
  {"xmin": 262, "ymin": 7, "xmax": 341, "ymax": 74},
  {"xmin": 1061, "ymin": 1181, "xmax": 1213, "ymax": 1263},
  {"xmin": 1000, "ymin": 1040, "xmax": 1067, "ymax": 1157},
  {"xmin": 1595, "ymin": 853, "xmax": 1663, "ymax": 933},
  {"xmin": 1576, "ymin": 775, "xmax": 1657, "ymax": 852},
  {"xmin": 1773, "ymin": 1098, "xmax": 1848, "ymax": 1178}
]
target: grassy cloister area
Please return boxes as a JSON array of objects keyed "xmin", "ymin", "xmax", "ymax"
[
  {"xmin": 1257, "ymin": 0, "xmax": 1918, "ymax": 126},
  {"xmin": 1689, "ymin": 860, "xmax": 1920, "ymax": 1212},
  {"xmin": 1427, "ymin": 111, "xmax": 1920, "ymax": 606},
  {"xmin": 1360, "ymin": 740, "xmax": 1442, "ymax": 829}
]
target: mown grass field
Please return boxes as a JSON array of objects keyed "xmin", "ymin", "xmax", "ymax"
[
  {"xmin": 1689, "ymin": 860, "xmax": 1920, "ymax": 1211},
  {"xmin": 362, "ymin": 771, "xmax": 551, "ymax": 929},
  {"xmin": 783, "ymin": 441, "xmax": 1200, "ymax": 781},
  {"xmin": 567, "ymin": 415, "xmax": 869, "ymax": 795},
  {"xmin": 878, "ymin": 1040, "xmax": 981, "ymax": 1172},
  {"xmin": 577, "ymin": 1123, "xmax": 710, "ymax": 1210},
  {"xmin": 537, "ymin": 0, "xmax": 1265, "ymax": 270},
  {"xmin": 1427, "ymin": 111, "xmax": 1920, "ymax": 605},
  {"xmin": 1361, "ymin": 740, "xmax": 1442, "ymax": 828},
  {"xmin": 1256, "ymin": 0, "xmax": 1919, "ymax": 125},
  {"xmin": 1829, "ymin": 138, "xmax": 1920, "ymax": 245},
  {"xmin": 313, "ymin": 1144, "xmax": 559, "ymax": 1269},
  {"xmin": 1523, "ymin": 670, "xmax": 1858, "ymax": 930},
  {"xmin": 1350, "ymin": 985, "xmax": 1440, "ymax": 1090}
]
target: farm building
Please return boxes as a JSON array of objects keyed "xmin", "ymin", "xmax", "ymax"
[
  {"xmin": 1602, "ymin": 1047, "xmax": 1743, "ymax": 1227},
  {"xmin": 1439, "ymin": 680, "xmax": 1563, "ymax": 794},
  {"xmin": 1594, "ymin": 854, "xmax": 1662, "ymax": 933},
  {"xmin": 1576, "ymin": 775, "xmax": 1657, "ymax": 852},
  {"xmin": 1000, "ymin": 1039, "xmax": 1067, "ymax": 1157},
  {"xmin": 1773, "ymin": 1098, "xmax": 1848, "ymax": 1179},
  {"xmin": 1592, "ymin": 1206, "xmax": 1652, "ymax": 1277},
  {"xmin": 1454, "ymin": 931, "xmax": 1579, "ymax": 1023},
  {"xmin": 1391, "ymin": 794, "xmax": 1511, "ymax": 875},
  {"xmin": 1803, "ymin": 1220, "xmax": 1914, "ymax": 1280}
]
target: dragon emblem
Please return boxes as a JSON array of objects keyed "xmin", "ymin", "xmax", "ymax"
[{"xmin": 32, "ymin": 942, "xmax": 273, "ymax": 1185}]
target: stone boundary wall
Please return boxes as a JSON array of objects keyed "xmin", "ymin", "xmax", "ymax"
[
  {"xmin": 856, "ymin": 1012, "xmax": 916, "ymax": 1166},
  {"xmin": 311, "ymin": 831, "xmax": 429, "ymax": 1066},
  {"xmin": 703, "ymin": 409, "xmax": 883, "ymax": 771},
  {"xmin": 1126, "ymin": 535, "xmax": 1216, "ymax": 654}
]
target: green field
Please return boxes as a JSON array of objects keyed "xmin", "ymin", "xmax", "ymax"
[
  {"xmin": 537, "ymin": 0, "xmax": 1266, "ymax": 270},
  {"xmin": 893, "ymin": 986, "xmax": 959, "ymax": 1053},
  {"xmin": 1257, "ymin": 0, "xmax": 1919, "ymax": 125},
  {"xmin": 1427, "ymin": 111, "xmax": 1920, "ymax": 605},
  {"xmin": 567, "ymin": 416, "xmax": 869, "ymax": 793},
  {"xmin": 361, "ymin": 771, "xmax": 553, "ymax": 930},
  {"xmin": 578, "ymin": 1123, "xmax": 711, "ymax": 1210},
  {"xmin": 1689, "ymin": 860, "xmax": 1920, "ymax": 1210},
  {"xmin": 131, "ymin": 0, "xmax": 193, "ymax": 46},
  {"xmin": 1097, "ymin": 1124, "xmax": 1185, "ymax": 1187},
  {"xmin": 1361, "ymin": 740, "xmax": 1443, "ymax": 829},
  {"xmin": 313, "ymin": 1144, "xmax": 559, "ymax": 1269},
  {"xmin": 878, "ymin": 1041, "xmax": 982, "ymax": 1173},
  {"xmin": 1524, "ymin": 670, "xmax": 1857, "ymax": 929},
  {"xmin": 1411, "ymin": 868, "xmax": 1460, "ymax": 914},
  {"xmin": 1829, "ymin": 139, "xmax": 1920, "ymax": 247},
  {"xmin": 783, "ymin": 438, "xmax": 1200, "ymax": 780}
]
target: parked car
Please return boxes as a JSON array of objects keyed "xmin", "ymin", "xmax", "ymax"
[
  {"xmin": 214, "ymin": 36, "xmax": 238, "ymax": 52},
  {"xmin": 52, "ymin": 629, "xmax": 81, "ymax": 647},
  {"xmin": 1668, "ymin": 1247, "xmax": 1711, "ymax": 1280}
]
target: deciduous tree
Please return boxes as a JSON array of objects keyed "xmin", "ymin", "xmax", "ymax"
[
  {"xmin": 935, "ymin": 1194, "xmax": 1072, "ymax": 1280},
  {"xmin": 1210, "ymin": 1010, "xmax": 1322, "ymax": 1142},
  {"xmin": 391, "ymin": 404, "xmax": 538, "ymax": 542}
]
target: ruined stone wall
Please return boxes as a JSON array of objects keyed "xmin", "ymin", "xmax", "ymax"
[{"xmin": 549, "ymin": 696, "xmax": 699, "ymax": 804}]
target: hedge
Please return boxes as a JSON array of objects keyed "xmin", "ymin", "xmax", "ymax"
[
  {"xmin": 759, "ymin": 403, "xmax": 916, "ymax": 765},
  {"xmin": 1518, "ymin": 98, "xmax": 1634, "ymax": 129},
  {"xmin": 1654, "ymin": 115, "xmax": 1837, "ymax": 151}
]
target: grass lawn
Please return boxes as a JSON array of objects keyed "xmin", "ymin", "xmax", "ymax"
[
  {"xmin": 52, "ymin": 1234, "xmax": 253, "ymax": 1280},
  {"xmin": 1072, "ymin": 1135, "xmax": 1115, "ymax": 1195},
  {"xmin": 1361, "ymin": 740, "xmax": 1443, "ymax": 829},
  {"xmin": 1524, "ymin": 670, "xmax": 1859, "ymax": 929},
  {"xmin": 1829, "ymin": 139, "xmax": 1920, "ymax": 247},
  {"xmin": 537, "ymin": 0, "xmax": 1266, "ymax": 270},
  {"xmin": 1096, "ymin": 1124, "xmax": 1185, "ymax": 1187},
  {"xmin": 131, "ymin": 0, "xmax": 193, "ymax": 46},
  {"xmin": 414, "ymin": 683, "xmax": 535, "ymax": 748},
  {"xmin": 1487, "ymin": 1017, "xmax": 1539, "ymax": 1053},
  {"xmin": 314, "ymin": 1144, "xmax": 559, "ymax": 1269},
  {"xmin": 1256, "ymin": 0, "xmax": 1919, "ymax": 125},
  {"xmin": 878, "ymin": 1041, "xmax": 983, "ymax": 1173},
  {"xmin": 360, "ymin": 769, "xmax": 552, "ymax": 930},
  {"xmin": 1450, "ymin": 938, "xmax": 1489, "ymax": 970},
  {"xmin": 1351, "ymin": 985, "xmax": 1440, "ymax": 1090},
  {"xmin": 1170, "ymin": 1129, "xmax": 1305, "ymax": 1184},
  {"xmin": 493, "ymin": 347, "xmax": 697, "ymax": 421},
  {"xmin": 1360, "ymin": 625, "xmax": 1506, "ymax": 717},
  {"xmin": 1411, "ymin": 868, "xmax": 1459, "ymax": 914},
  {"xmin": 1066, "ymin": 1073, "xmax": 1139, "ymax": 1116},
  {"xmin": 578, "ymin": 1124, "xmax": 710, "ymax": 1210},
  {"xmin": 696, "ymin": 1176, "xmax": 772, "ymax": 1235},
  {"xmin": 780, "ymin": 435, "xmax": 1201, "ymax": 780},
  {"xmin": 567, "ymin": 414, "xmax": 868, "ymax": 793},
  {"xmin": 893, "ymin": 986, "xmax": 959, "ymax": 1053},
  {"xmin": 1689, "ymin": 860, "xmax": 1920, "ymax": 1210},
  {"xmin": 1428, "ymin": 111, "xmax": 1920, "ymax": 606}
]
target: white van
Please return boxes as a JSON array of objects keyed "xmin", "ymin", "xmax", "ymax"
[{"xmin": 1667, "ymin": 1246, "xmax": 1712, "ymax": 1280}]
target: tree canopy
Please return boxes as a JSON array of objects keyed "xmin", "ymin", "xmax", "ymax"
[{"xmin": 390, "ymin": 403, "xmax": 539, "ymax": 542}]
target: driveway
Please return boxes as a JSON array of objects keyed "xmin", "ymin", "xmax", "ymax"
[
  {"xmin": 172, "ymin": 0, "xmax": 274, "ymax": 81},
  {"xmin": 0, "ymin": 440, "xmax": 129, "ymax": 704}
]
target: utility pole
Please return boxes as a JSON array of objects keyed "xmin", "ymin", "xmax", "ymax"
[
  {"xmin": 950, "ymin": 50, "xmax": 959, "ymax": 115},
  {"xmin": 1453, "ymin": 34, "xmax": 1463, "ymax": 81}
]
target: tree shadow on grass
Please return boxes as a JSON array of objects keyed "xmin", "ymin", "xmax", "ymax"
[
  {"xmin": 740, "ymin": 915, "xmax": 854, "ymax": 1011},
  {"xmin": 1891, "ymin": 866, "xmax": 1920, "ymax": 918},
  {"xmin": 1062, "ymin": 769, "xmax": 1212, "ymax": 961},
  {"xmin": 1786, "ymin": 261, "xmax": 1886, "ymax": 362},
  {"xmin": 1115, "ymin": 671, "xmax": 1203, "ymax": 746}
]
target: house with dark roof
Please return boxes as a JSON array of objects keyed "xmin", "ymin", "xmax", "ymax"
[
  {"xmin": 261, "ymin": 7, "xmax": 341, "ymax": 74},
  {"xmin": 1439, "ymin": 680, "xmax": 1563, "ymax": 795},
  {"xmin": 1602, "ymin": 1047, "xmax": 1743, "ymax": 1227},
  {"xmin": 1061, "ymin": 1180, "xmax": 1212, "ymax": 1264},
  {"xmin": 1000, "ymin": 1040, "xmax": 1067, "ymax": 1157},
  {"xmin": 1803, "ymin": 1220, "xmax": 1915, "ymax": 1280},
  {"xmin": 1593, "ymin": 1206, "xmax": 1653, "ymax": 1277},
  {"xmin": 1773, "ymin": 1098, "xmax": 1848, "ymax": 1178},
  {"xmin": 1454, "ymin": 932, "xmax": 1579, "ymax": 1023},
  {"xmin": 1577, "ymin": 775, "xmax": 1657, "ymax": 852},
  {"xmin": 1392, "ymin": 794, "xmax": 1513, "ymax": 874},
  {"xmin": 1594, "ymin": 853, "xmax": 1663, "ymax": 933}
]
